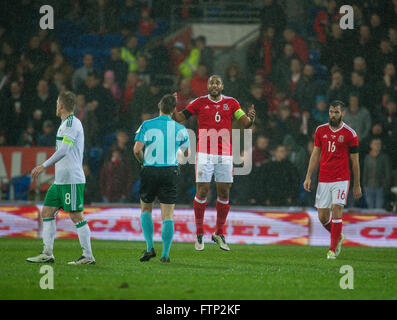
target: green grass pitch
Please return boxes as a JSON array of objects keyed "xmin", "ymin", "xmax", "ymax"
[{"xmin": 0, "ymin": 238, "xmax": 396, "ymax": 300}]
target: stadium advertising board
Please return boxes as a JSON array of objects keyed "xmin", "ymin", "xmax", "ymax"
[
  {"xmin": 0, "ymin": 147, "xmax": 55, "ymax": 190},
  {"xmin": 1, "ymin": 206, "xmax": 396, "ymax": 247},
  {"xmin": 308, "ymin": 210, "xmax": 397, "ymax": 247}
]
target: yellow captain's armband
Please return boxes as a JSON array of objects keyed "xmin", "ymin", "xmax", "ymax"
[
  {"xmin": 62, "ymin": 136, "xmax": 74, "ymax": 146},
  {"xmin": 234, "ymin": 109, "xmax": 245, "ymax": 120}
]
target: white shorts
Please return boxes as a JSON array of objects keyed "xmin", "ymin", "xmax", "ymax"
[
  {"xmin": 195, "ymin": 152, "xmax": 233, "ymax": 183},
  {"xmin": 315, "ymin": 180, "xmax": 350, "ymax": 209}
]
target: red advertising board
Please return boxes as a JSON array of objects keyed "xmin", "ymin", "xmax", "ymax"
[
  {"xmin": 1, "ymin": 205, "xmax": 396, "ymax": 247},
  {"xmin": 0, "ymin": 147, "xmax": 55, "ymax": 190}
]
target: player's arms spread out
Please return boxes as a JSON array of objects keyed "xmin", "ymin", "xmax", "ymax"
[
  {"xmin": 303, "ymin": 146, "xmax": 321, "ymax": 192},
  {"xmin": 172, "ymin": 109, "xmax": 187, "ymax": 123},
  {"xmin": 31, "ymin": 141, "xmax": 72, "ymax": 180},
  {"xmin": 172, "ymin": 104, "xmax": 256, "ymax": 128},
  {"xmin": 171, "ymin": 92, "xmax": 187, "ymax": 123},
  {"xmin": 184, "ymin": 148, "xmax": 189, "ymax": 157},
  {"xmin": 133, "ymin": 141, "xmax": 145, "ymax": 165},
  {"xmin": 350, "ymin": 152, "xmax": 362, "ymax": 200},
  {"xmin": 176, "ymin": 147, "xmax": 190, "ymax": 164},
  {"xmin": 237, "ymin": 104, "xmax": 256, "ymax": 128}
]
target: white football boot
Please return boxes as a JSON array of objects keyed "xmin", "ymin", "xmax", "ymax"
[
  {"xmin": 335, "ymin": 233, "xmax": 345, "ymax": 257},
  {"xmin": 26, "ymin": 253, "xmax": 55, "ymax": 263},
  {"xmin": 195, "ymin": 234, "xmax": 205, "ymax": 251},
  {"xmin": 68, "ymin": 256, "xmax": 96, "ymax": 265},
  {"xmin": 212, "ymin": 232, "xmax": 230, "ymax": 251}
]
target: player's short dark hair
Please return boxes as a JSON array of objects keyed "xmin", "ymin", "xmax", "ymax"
[
  {"xmin": 329, "ymin": 100, "xmax": 345, "ymax": 110},
  {"xmin": 59, "ymin": 91, "xmax": 76, "ymax": 112},
  {"xmin": 208, "ymin": 74, "xmax": 223, "ymax": 83},
  {"xmin": 159, "ymin": 94, "xmax": 176, "ymax": 115}
]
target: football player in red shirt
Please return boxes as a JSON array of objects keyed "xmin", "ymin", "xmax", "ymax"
[
  {"xmin": 173, "ymin": 75, "xmax": 255, "ymax": 251},
  {"xmin": 304, "ymin": 100, "xmax": 362, "ymax": 259}
]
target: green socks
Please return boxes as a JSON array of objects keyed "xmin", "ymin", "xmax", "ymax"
[
  {"xmin": 161, "ymin": 220, "xmax": 174, "ymax": 259},
  {"xmin": 140, "ymin": 212, "xmax": 154, "ymax": 251}
]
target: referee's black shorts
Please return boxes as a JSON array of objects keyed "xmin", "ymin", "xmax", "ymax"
[{"xmin": 139, "ymin": 166, "xmax": 180, "ymax": 204}]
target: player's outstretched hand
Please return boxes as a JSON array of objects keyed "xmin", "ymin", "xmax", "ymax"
[
  {"xmin": 303, "ymin": 177, "xmax": 311, "ymax": 192},
  {"xmin": 248, "ymin": 105, "xmax": 256, "ymax": 120},
  {"xmin": 31, "ymin": 165, "xmax": 45, "ymax": 180},
  {"xmin": 353, "ymin": 185, "xmax": 362, "ymax": 200}
]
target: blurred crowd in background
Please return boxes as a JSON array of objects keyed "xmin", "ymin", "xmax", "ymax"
[{"xmin": 0, "ymin": 0, "xmax": 396, "ymax": 210}]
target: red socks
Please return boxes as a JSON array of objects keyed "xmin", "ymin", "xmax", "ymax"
[
  {"xmin": 329, "ymin": 218, "xmax": 342, "ymax": 252},
  {"xmin": 193, "ymin": 196, "xmax": 230, "ymax": 235},
  {"xmin": 193, "ymin": 195, "xmax": 207, "ymax": 235},
  {"xmin": 322, "ymin": 216, "xmax": 332, "ymax": 233},
  {"xmin": 216, "ymin": 197, "xmax": 230, "ymax": 235}
]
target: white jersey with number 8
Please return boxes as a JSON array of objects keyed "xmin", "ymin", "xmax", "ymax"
[{"xmin": 54, "ymin": 115, "xmax": 86, "ymax": 185}]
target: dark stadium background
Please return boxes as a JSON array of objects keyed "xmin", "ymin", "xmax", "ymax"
[{"xmin": 0, "ymin": 0, "xmax": 396, "ymax": 212}]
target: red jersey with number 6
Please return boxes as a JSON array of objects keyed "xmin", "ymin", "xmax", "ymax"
[
  {"xmin": 186, "ymin": 94, "xmax": 242, "ymax": 155},
  {"xmin": 314, "ymin": 122, "xmax": 359, "ymax": 183}
]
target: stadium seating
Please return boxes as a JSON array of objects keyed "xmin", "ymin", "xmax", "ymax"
[
  {"xmin": 103, "ymin": 133, "xmax": 117, "ymax": 154},
  {"xmin": 307, "ymin": 6, "xmax": 325, "ymax": 37},
  {"xmin": 77, "ymin": 34, "xmax": 101, "ymax": 48},
  {"xmin": 308, "ymin": 49, "xmax": 328, "ymax": 81},
  {"xmin": 308, "ymin": 49, "xmax": 320, "ymax": 64},
  {"xmin": 55, "ymin": 15, "xmax": 170, "ymax": 73},
  {"xmin": 119, "ymin": 12, "xmax": 138, "ymax": 24},
  {"xmin": 87, "ymin": 147, "xmax": 104, "ymax": 177},
  {"xmin": 6, "ymin": 175, "xmax": 31, "ymax": 201},
  {"xmin": 102, "ymin": 34, "xmax": 125, "ymax": 48},
  {"xmin": 152, "ymin": 19, "xmax": 169, "ymax": 37}
]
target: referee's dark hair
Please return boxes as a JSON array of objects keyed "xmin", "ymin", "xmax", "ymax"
[
  {"xmin": 160, "ymin": 94, "xmax": 177, "ymax": 115},
  {"xmin": 329, "ymin": 100, "xmax": 345, "ymax": 110}
]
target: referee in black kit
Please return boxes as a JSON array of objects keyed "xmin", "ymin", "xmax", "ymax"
[{"xmin": 133, "ymin": 94, "xmax": 190, "ymax": 263}]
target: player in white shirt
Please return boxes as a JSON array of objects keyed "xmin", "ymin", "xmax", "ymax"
[{"xmin": 26, "ymin": 91, "xmax": 95, "ymax": 265}]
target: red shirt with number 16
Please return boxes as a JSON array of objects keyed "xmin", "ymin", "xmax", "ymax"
[
  {"xmin": 314, "ymin": 122, "xmax": 359, "ymax": 183},
  {"xmin": 186, "ymin": 94, "xmax": 243, "ymax": 156}
]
